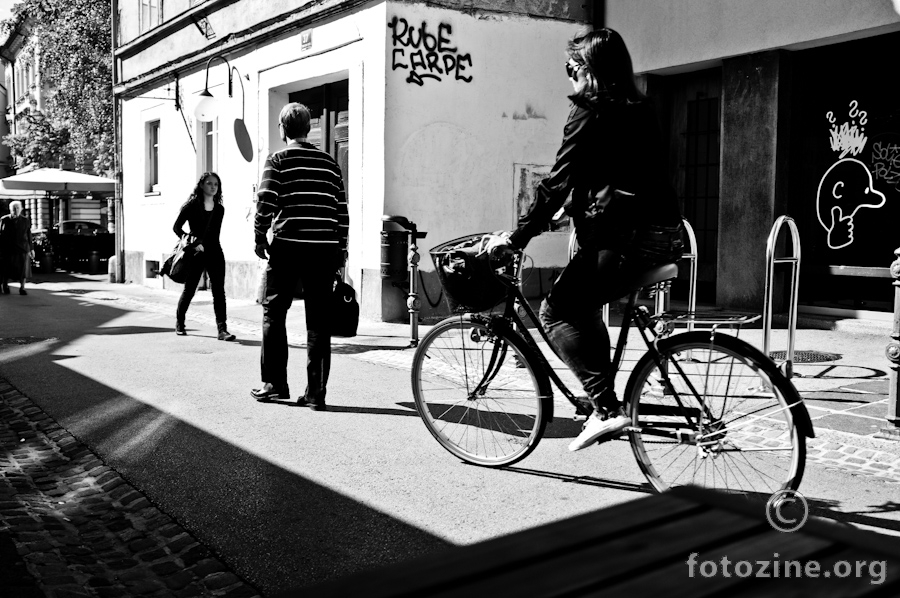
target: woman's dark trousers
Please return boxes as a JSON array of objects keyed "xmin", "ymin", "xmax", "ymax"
[
  {"xmin": 260, "ymin": 243, "xmax": 337, "ymax": 401},
  {"xmin": 176, "ymin": 249, "xmax": 228, "ymax": 329},
  {"xmin": 539, "ymin": 248, "xmax": 634, "ymax": 414}
]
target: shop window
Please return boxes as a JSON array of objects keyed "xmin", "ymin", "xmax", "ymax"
[
  {"xmin": 198, "ymin": 119, "xmax": 218, "ymax": 175},
  {"xmin": 139, "ymin": 0, "xmax": 162, "ymax": 32},
  {"xmin": 146, "ymin": 120, "xmax": 160, "ymax": 193}
]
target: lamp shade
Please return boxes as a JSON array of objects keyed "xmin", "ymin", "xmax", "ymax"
[{"xmin": 194, "ymin": 89, "xmax": 219, "ymax": 122}]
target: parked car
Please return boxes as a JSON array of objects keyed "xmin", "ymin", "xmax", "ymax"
[{"xmin": 35, "ymin": 220, "xmax": 114, "ymax": 272}]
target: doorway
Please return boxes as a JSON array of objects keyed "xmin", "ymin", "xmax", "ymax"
[{"xmin": 288, "ymin": 79, "xmax": 349, "ymax": 196}]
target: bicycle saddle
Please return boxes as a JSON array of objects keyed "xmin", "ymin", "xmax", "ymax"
[{"xmin": 628, "ymin": 263, "xmax": 678, "ymax": 291}]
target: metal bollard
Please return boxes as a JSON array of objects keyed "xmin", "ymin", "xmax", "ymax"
[
  {"xmin": 382, "ymin": 215, "xmax": 427, "ymax": 347},
  {"xmin": 762, "ymin": 216, "xmax": 801, "ymax": 379},
  {"xmin": 879, "ymin": 246, "xmax": 900, "ymax": 440}
]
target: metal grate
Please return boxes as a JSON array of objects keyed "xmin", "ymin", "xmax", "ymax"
[{"xmin": 769, "ymin": 350, "xmax": 841, "ymax": 364}]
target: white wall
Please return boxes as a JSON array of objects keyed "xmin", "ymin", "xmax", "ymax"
[
  {"xmin": 121, "ymin": 1, "xmax": 386, "ymax": 288},
  {"xmin": 608, "ymin": 0, "xmax": 900, "ymax": 74},
  {"xmin": 256, "ymin": 2, "xmax": 386, "ymax": 288},
  {"xmin": 383, "ymin": 4, "xmax": 582, "ymax": 270}
]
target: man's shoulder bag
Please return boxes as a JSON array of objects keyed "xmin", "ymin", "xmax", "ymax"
[{"xmin": 331, "ymin": 273, "xmax": 359, "ymax": 338}]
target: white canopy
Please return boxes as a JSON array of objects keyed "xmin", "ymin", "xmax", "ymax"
[{"xmin": 0, "ymin": 168, "xmax": 115, "ymax": 192}]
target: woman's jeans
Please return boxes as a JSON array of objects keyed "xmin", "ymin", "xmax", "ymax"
[
  {"xmin": 539, "ymin": 248, "xmax": 639, "ymax": 414},
  {"xmin": 176, "ymin": 248, "xmax": 227, "ymax": 326}
]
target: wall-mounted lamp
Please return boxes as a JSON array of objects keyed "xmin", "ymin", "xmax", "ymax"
[{"xmin": 194, "ymin": 54, "xmax": 253, "ymax": 162}]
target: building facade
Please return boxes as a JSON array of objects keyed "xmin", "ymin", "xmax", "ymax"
[
  {"xmin": 607, "ymin": 0, "xmax": 900, "ymax": 319},
  {"xmin": 112, "ymin": 0, "xmax": 589, "ymax": 318},
  {"xmin": 114, "ymin": 0, "xmax": 900, "ymax": 322}
]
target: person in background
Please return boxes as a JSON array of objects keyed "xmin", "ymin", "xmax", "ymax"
[
  {"xmin": 0, "ymin": 201, "xmax": 34, "ymax": 295},
  {"xmin": 172, "ymin": 172, "xmax": 237, "ymax": 341},
  {"xmin": 481, "ymin": 28, "xmax": 684, "ymax": 452},
  {"xmin": 250, "ymin": 102, "xmax": 349, "ymax": 411}
]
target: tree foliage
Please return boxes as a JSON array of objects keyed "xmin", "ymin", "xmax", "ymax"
[{"xmin": 1, "ymin": 0, "xmax": 112, "ymax": 174}]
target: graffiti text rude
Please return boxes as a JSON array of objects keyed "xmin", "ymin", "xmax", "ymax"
[{"xmin": 388, "ymin": 16, "xmax": 473, "ymax": 86}]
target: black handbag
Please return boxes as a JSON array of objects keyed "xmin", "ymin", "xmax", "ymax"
[
  {"xmin": 160, "ymin": 234, "xmax": 197, "ymax": 284},
  {"xmin": 161, "ymin": 205, "xmax": 213, "ymax": 284},
  {"xmin": 331, "ymin": 274, "xmax": 359, "ymax": 338}
]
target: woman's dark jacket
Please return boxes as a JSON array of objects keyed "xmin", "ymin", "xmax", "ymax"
[
  {"xmin": 173, "ymin": 199, "xmax": 224, "ymax": 253},
  {"xmin": 509, "ymin": 96, "xmax": 682, "ymax": 253}
]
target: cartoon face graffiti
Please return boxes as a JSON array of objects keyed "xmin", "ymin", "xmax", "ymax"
[{"xmin": 816, "ymin": 158, "xmax": 886, "ymax": 249}]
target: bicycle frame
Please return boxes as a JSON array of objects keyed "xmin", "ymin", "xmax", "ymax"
[{"xmin": 480, "ymin": 259, "xmax": 726, "ymax": 429}]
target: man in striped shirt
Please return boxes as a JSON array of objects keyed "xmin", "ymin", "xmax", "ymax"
[{"xmin": 250, "ymin": 102, "xmax": 349, "ymax": 410}]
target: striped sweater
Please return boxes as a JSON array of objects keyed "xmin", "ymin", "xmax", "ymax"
[{"xmin": 254, "ymin": 142, "xmax": 349, "ymax": 249}]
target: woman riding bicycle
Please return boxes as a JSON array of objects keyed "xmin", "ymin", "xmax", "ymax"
[{"xmin": 483, "ymin": 28, "xmax": 684, "ymax": 452}]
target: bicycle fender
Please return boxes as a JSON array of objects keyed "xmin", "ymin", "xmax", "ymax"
[
  {"xmin": 789, "ymin": 399, "xmax": 816, "ymax": 439},
  {"xmin": 489, "ymin": 316, "xmax": 555, "ymax": 423}
]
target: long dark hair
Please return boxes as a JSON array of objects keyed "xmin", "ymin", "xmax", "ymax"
[
  {"xmin": 189, "ymin": 172, "xmax": 223, "ymax": 205},
  {"xmin": 568, "ymin": 28, "xmax": 644, "ymax": 105}
]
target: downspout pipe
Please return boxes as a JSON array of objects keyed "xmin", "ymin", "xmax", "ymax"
[{"xmin": 111, "ymin": 0, "xmax": 124, "ymax": 283}]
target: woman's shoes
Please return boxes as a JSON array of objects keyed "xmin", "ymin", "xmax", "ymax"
[
  {"xmin": 175, "ymin": 322, "xmax": 187, "ymax": 335},
  {"xmin": 217, "ymin": 323, "xmax": 236, "ymax": 341}
]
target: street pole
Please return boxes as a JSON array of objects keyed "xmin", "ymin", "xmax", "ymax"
[{"xmin": 880, "ymin": 246, "xmax": 900, "ymax": 440}]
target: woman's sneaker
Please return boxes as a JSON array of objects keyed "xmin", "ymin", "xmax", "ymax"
[{"xmin": 568, "ymin": 408, "xmax": 630, "ymax": 452}]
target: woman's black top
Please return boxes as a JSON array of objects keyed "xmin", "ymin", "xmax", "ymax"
[
  {"xmin": 173, "ymin": 199, "xmax": 224, "ymax": 252},
  {"xmin": 509, "ymin": 96, "xmax": 682, "ymax": 252}
]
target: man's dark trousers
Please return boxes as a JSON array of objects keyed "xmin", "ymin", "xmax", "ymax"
[{"xmin": 261, "ymin": 242, "xmax": 338, "ymax": 401}]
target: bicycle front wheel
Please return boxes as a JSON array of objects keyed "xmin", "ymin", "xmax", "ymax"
[
  {"xmin": 626, "ymin": 332, "xmax": 806, "ymax": 495},
  {"xmin": 411, "ymin": 314, "xmax": 550, "ymax": 467}
]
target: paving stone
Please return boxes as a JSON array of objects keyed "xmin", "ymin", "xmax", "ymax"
[
  {"xmin": 222, "ymin": 585, "xmax": 261, "ymax": 598},
  {"xmin": 203, "ymin": 571, "xmax": 240, "ymax": 590},
  {"xmin": 164, "ymin": 570, "xmax": 196, "ymax": 591},
  {"xmin": 191, "ymin": 558, "xmax": 227, "ymax": 578}
]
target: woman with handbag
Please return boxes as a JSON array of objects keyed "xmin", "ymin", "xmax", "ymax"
[
  {"xmin": 482, "ymin": 28, "xmax": 683, "ymax": 452},
  {"xmin": 172, "ymin": 172, "xmax": 236, "ymax": 341}
]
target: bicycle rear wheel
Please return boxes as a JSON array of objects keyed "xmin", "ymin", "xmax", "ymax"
[
  {"xmin": 411, "ymin": 314, "xmax": 550, "ymax": 467},
  {"xmin": 626, "ymin": 332, "xmax": 806, "ymax": 495}
]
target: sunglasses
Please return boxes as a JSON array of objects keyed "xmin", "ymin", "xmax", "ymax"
[{"xmin": 565, "ymin": 61, "xmax": 582, "ymax": 79}]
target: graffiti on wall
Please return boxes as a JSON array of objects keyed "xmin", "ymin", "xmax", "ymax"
[
  {"xmin": 388, "ymin": 16, "xmax": 473, "ymax": 86},
  {"xmin": 871, "ymin": 139, "xmax": 900, "ymax": 190},
  {"xmin": 816, "ymin": 101, "xmax": 885, "ymax": 250}
]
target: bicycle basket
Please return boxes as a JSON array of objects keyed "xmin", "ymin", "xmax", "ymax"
[{"xmin": 430, "ymin": 233, "xmax": 519, "ymax": 312}]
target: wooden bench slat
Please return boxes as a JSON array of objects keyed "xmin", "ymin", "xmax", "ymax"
[
  {"xmin": 595, "ymin": 527, "xmax": 835, "ymax": 597},
  {"xmin": 724, "ymin": 546, "xmax": 900, "ymax": 597},
  {"xmin": 425, "ymin": 506, "xmax": 765, "ymax": 598}
]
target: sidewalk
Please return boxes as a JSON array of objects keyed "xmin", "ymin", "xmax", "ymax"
[{"xmin": 32, "ymin": 273, "xmax": 900, "ymax": 480}]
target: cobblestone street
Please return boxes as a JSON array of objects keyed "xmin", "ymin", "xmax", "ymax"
[{"xmin": 1, "ymin": 379, "xmax": 260, "ymax": 598}]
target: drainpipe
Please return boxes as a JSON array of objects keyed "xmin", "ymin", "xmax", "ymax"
[
  {"xmin": 111, "ymin": 0, "xmax": 124, "ymax": 283},
  {"xmin": 592, "ymin": 0, "xmax": 605, "ymax": 29}
]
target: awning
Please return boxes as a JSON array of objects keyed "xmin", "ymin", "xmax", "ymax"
[{"xmin": 0, "ymin": 168, "xmax": 115, "ymax": 192}]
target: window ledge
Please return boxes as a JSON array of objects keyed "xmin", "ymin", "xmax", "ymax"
[{"xmin": 144, "ymin": 191, "xmax": 161, "ymax": 196}]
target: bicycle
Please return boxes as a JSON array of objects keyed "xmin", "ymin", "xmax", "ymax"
[{"xmin": 411, "ymin": 233, "xmax": 814, "ymax": 495}]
